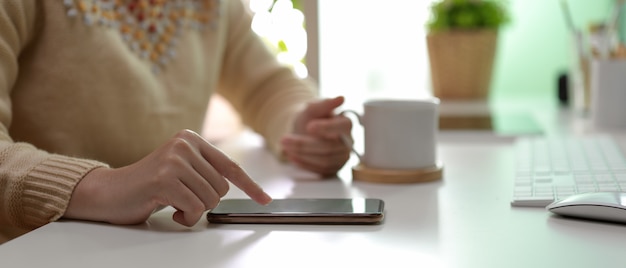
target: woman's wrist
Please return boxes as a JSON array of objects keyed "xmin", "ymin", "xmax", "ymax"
[{"xmin": 64, "ymin": 167, "xmax": 110, "ymax": 222}]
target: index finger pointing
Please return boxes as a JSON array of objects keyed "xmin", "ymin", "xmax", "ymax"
[
  {"xmin": 215, "ymin": 156, "xmax": 273, "ymax": 205},
  {"xmin": 186, "ymin": 131, "xmax": 272, "ymax": 205}
]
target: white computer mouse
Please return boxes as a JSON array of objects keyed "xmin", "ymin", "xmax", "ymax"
[{"xmin": 546, "ymin": 192, "xmax": 626, "ymax": 224}]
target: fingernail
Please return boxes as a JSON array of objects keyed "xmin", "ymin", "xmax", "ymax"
[{"xmin": 261, "ymin": 192, "xmax": 273, "ymax": 205}]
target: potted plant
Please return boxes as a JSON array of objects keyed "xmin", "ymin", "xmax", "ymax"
[{"xmin": 426, "ymin": 0, "xmax": 509, "ymax": 99}]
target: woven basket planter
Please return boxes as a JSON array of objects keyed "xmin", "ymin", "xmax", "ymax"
[{"xmin": 427, "ymin": 30, "xmax": 498, "ymax": 100}]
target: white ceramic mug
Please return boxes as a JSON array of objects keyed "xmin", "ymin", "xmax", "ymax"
[{"xmin": 340, "ymin": 98, "xmax": 439, "ymax": 170}]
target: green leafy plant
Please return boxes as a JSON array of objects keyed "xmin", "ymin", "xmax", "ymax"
[{"xmin": 427, "ymin": 0, "xmax": 510, "ymax": 32}]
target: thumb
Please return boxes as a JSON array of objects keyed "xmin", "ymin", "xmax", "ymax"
[{"xmin": 304, "ymin": 96, "xmax": 345, "ymax": 118}]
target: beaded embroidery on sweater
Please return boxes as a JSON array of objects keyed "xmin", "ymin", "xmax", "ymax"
[{"xmin": 63, "ymin": 0, "xmax": 221, "ymax": 72}]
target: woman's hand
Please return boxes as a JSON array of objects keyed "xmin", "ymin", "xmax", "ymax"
[
  {"xmin": 64, "ymin": 129, "xmax": 272, "ymax": 227},
  {"xmin": 280, "ymin": 96, "xmax": 352, "ymax": 176}
]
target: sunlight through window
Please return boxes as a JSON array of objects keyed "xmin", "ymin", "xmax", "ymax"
[{"xmin": 249, "ymin": 0, "xmax": 309, "ymax": 78}]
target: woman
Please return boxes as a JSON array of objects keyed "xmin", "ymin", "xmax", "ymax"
[{"xmin": 0, "ymin": 0, "xmax": 351, "ymax": 242}]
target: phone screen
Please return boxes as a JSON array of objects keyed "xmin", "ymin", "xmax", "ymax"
[{"xmin": 206, "ymin": 198, "xmax": 385, "ymax": 224}]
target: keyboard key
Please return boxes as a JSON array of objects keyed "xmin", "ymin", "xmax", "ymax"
[
  {"xmin": 534, "ymin": 178, "xmax": 553, "ymax": 184},
  {"xmin": 577, "ymin": 185, "xmax": 597, "ymax": 193},
  {"xmin": 511, "ymin": 196, "xmax": 555, "ymax": 207},
  {"xmin": 598, "ymin": 185, "xmax": 620, "ymax": 191}
]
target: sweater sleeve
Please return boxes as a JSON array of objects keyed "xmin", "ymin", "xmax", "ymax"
[
  {"xmin": 0, "ymin": 1, "xmax": 108, "ymax": 230},
  {"xmin": 216, "ymin": 0, "xmax": 317, "ymax": 155}
]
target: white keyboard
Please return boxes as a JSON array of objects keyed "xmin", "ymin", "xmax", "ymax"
[{"xmin": 511, "ymin": 135, "xmax": 626, "ymax": 207}]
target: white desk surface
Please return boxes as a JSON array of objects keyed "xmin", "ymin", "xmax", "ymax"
[{"xmin": 2, "ymin": 102, "xmax": 626, "ymax": 268}]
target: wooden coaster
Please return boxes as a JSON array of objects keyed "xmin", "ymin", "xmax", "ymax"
[{"xmin": 352, "ymin": 162, "xmax": 443, "ymax": 184}]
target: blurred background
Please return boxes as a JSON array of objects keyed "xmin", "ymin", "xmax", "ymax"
[
  {"xmin": 206, "ymin": 0, "xmax": 621, "ymax": 139},
  {"xmin": 248, "ymin": 0, "xmax": 618, "ymax": 101}
]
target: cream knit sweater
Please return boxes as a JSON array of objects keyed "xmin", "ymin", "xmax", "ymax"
[{"xmin": 0, "ymin": 0, "xmax": 316, "ymax": 240}]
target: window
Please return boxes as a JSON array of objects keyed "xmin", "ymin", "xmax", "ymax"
[{"xmin": 316, "ymin": 1, "xmax": 435, "ymax": 110}]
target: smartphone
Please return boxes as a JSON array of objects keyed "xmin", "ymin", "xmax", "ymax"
[{"xmin": 206, "ymin": 198, "xmax": 385, "ymax": 224}]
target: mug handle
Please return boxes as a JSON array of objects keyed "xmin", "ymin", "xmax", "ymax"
[{"xmin": 338, "ymin": 110, "xmax": 363, "ymax": 162}]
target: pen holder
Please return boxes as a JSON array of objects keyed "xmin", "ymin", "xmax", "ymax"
[{"xmin": 590, "ymin": 59, "xmax": 626, "ymax": 129}]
